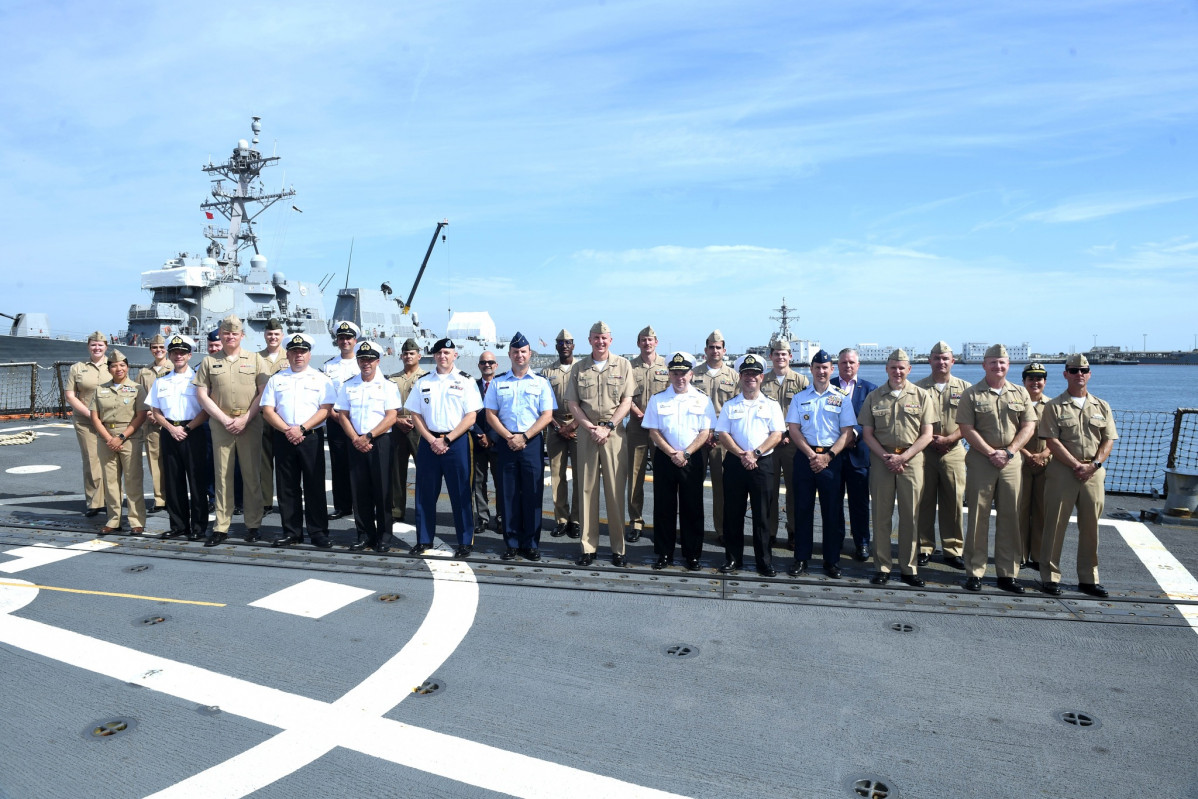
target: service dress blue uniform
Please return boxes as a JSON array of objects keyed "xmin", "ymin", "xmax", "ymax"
[
  {"xmin": 404, "ymin": 369, "xmax": 484, "ymax": 546},
  {"xmin": 145, "ymin": 358, "xmax": 208, "ymax": 540},
  {"xmin": 786, "ymin": 384, "xmax": 858, "ymax": 568},
  {"xmin": 484, "ymin": 369, "xmax": 556, "ymax": 550},
  {"xmin": 336, "ymin": 368, "xmax": 402, "ymax": 548}
]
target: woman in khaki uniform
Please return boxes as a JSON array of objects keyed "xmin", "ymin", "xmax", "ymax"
[
  {"xmin": 136, "ymin": 335, "xmax": 171, "ymax": 514},
  {"xmin": 89, "ymin": 350, "xmax": 149, "ymax": 534},
  {"xmin": 65, "ymin": 331, "xmax": 110, "ymax": 516},
  {"xmin": 1017, "ymin": 363, "xmax": 1051, "ymax": 571}
]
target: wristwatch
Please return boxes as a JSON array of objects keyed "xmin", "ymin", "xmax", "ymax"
[
  {"xmin": 752, "ymin": 448, "xmax": 762, "ymax": 457},
  {"xmin": 600, "ymin": 421, "xmax": 616, "ymax": 430},
  {"xmin": 365, "ymin": 431, "xmax": 374, "ymax": 441},
  {"xmin": 1003, "ymin": 449, "xmax": 1014, "ymax": 459}
]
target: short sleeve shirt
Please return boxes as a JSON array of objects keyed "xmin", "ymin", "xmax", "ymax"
[
  {"xmin": 955, "ymin": 381, "xmax": 1037, "ymax": 448},
  {"xmin": 484, "ymin": 371, "xmax": 556, "ymax": 433},
  {"xmin": 539, "ymin": 361, "xmax": 576, "ymax": 425},
  {"xmin": 715, "ymin": 394, "xmax": 785, "ymax": 454},
  {"xmin": 692, "ymin": 363, "xmax": 739, "ymax": 415},
  {"xmin": 786, "ymin": 384, "xmax": 858, "ymax": 447},
  {"xmin": 67, "ymin": 360, "xmax": 110, "ymax": 419},
  {"xmin": 335, "ymin": 373, "xmax": 402, "ymax": 434},
  {"xmin": 90, "ymin": 379, "xmax": 147, "ymax": 427},
  {"xmin": 389, "ymin": 368, "xmax": 428, "ymax": 419},
  {"xmin": 145, "ymin": 368, "xmax": 202, "ymax": 420},
  {"xmin": 260, "ymin": 367, "xmax": 336, "ymax": 427},
  {"xmin": 858, "ymin": 381, "xmax": 935, "ymax": 449},
  {"xmin": 915, "ymin": 374, "xmax": 971, "ymax": 436},
  {"xmin": 404, "ymin": 370, "xmax": 484, "ymax": 432},
  {"xmin": 563, "ymin": 354, "xmax": 636, "ymax": 424},
  {"xmin": 642, "ymin": 385, "xmax": 716, "ymax": 451},
  {"xmin": 1037, "ymin": 392, "xmax": 1118, "ymax": 461},
  {"xmin": 193, "ymin": 350, "xmax": 270, "ymax": 416}
]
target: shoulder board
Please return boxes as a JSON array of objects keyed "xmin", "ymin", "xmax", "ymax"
[{"xmin": 458, "ymin": 370, "xmax": 472, "ymax": 379}]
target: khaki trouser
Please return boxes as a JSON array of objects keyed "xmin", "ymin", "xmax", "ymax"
[
  {"xmin": 767, "ymin": 439, "xmax": 797, "ymax": 539},
  {"xmin": 390, "ymin": 427, "xmax": 420, "ymax": 520},
  {"xmin": 99, "ymin": 432, "xmax": 146, "ymax": 528},
  {"xmin": 210, "ymin": 416, "xmax": 265, "ymax": 532},
  {"xmin": 625, "ymin": 418, "xmax": 652, "ymax": 530},
  {"xmin": 576, "ymin": 426, "xmax": 629, "ymax": 556},
  {"xmin": 74, "ymin": 415, "xmax": 105, "ymax": 510},
  {"xmin": 1018, "ymin": 461, "xmax": 1048, "ymax": 563},
  {"xmin": 546, "ymin": 428, "xmax": 579, "ymax": 524},
  {"xmin": 870, "ymin": 450, "xmax": 924, "ymax": 575},
  {"xmin": 1040, "ymin": 459, "xmax": 1104, "ymax": 584},
  {"xmin": 963, "ymin": 448, "xmax": 1023, "ymax": 579},
  {"xmin": 917, "ymin": 444, "xmax": 965, "ymax": 556},
  {"xmin": 260, "ymin": 422, "xmax": 276, "ymax": 508},
  {"xmin": 144, "ymin": 426, "xmax": 164, "ymax": 506}
]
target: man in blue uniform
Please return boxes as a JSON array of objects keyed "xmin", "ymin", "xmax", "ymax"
[
  {"xmin": 404, "ymin": 338, "xmax": 484, "ymax": 559},
  {"xmin": 336, "ymin": 340, "xmax": 402, "ymax": 552},
  {"xmin": 260, "ymin": 333, "xmax": 336, "ymax": 548},
  {"xmin": 322, "ymin": 320, "xmax": 361, "ymax": 520},
  {"xmin": 831, "ymin": 348, "xmax": 876, "ymax": 561},
  {"xmin": 786, "ymin": 349, "xmax": 857, "ymax": 578},
  {"xmin": 145, "ymin": 335, "xmax": 209, "ymax": 541},
  {"xmin": 484, "ymin": 333, "xmax": 556, "ymax": 561}
]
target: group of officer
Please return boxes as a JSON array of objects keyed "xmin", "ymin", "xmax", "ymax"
[{"xmin": 66, "ymin": 319, "xmax": 1117, "ymax": 597}]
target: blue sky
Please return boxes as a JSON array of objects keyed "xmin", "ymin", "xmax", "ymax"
[{"xmin": 2, "ymin": 0, "xmax": 1196, "ymax": 356}]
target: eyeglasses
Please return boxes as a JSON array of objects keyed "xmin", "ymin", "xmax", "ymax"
[
  {"xmin": 1066, "ymin": 367, "xmax": 1090, "ymax": 375},
  {"xmin": 479, "ymin": 360, "xmax": 496, "ymax": 366}
]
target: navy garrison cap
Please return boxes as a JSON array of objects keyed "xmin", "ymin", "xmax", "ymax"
[
  {"xmin": 810, "ymin": 349, "xmax": 833, "ymax": 364},
  {"xmin": 509, "ymin": 332, "xmax": 530, "ymax": 349},
  {"xmin": 207, "ymin": 329, "xmax": 220, "ymax": 343}
]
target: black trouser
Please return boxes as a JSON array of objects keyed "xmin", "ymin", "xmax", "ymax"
[
  {"xmin": 161, "ymin": 426, "xmax": 208, "ymax": 537},
  {"xmin": 325, "ymin": 422, "xmax": 354, "ymax": 515},
  {"xmin": 652, "ymin": 448, "xmax": 707, "ymax": 561},
  {"xmin": 274, "ymin": 428, "xmax": 328, "ymax": 540},
  {"xmin": 722, "ymin": 451, "xmax": 775, "ymax": 570},
  {"xmin": 350, "ymin": 432, "xmax": 393, "ymax": 545},
  {"xmin": 496, "ymin": 432, "xmax": 546, "ymax": 549}
]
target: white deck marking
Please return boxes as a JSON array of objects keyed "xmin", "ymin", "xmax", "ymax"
[
  {"xmin": 1108, "ymin": 518, "xmax": 1198, "ymax": 633},
  {"xmin": 0, "ymin": 539, "xmax": 116, "ymax": 574},
  {"xmin": 5, "ymin": 465, "xmax": 61, "ymax": 474},
  {"xmin": 247, "ymin": 578, "xmax": 375, "ymax": 619},
  {"xmin": 0, "ymin": 578, "xmax": 37, "ymax": 614}
]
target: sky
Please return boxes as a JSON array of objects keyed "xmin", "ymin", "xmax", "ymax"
[{"xmin": 2, "ymin": 0, "xmax": 1196, "ymax": 358}]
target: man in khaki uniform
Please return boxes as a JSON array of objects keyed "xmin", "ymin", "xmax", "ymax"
[
  {"xmin": 388, "ymin": 338, "xmax": 427, "ymax": 523},
  {"xmin": 760, "ymin": 337, "xmax": 810, "ymax": 549},
  {"xmin": 136, "ymin": 334, "xmax": 171, "ymax": 514},
  {"xmin": 691, "ymin": 330, "xmax": 739, "ymax": 540},
  {"xmin": 65, "ymin": 331, "xmax": 111, "ymax": 516},
  {"xmin": 859, "ymin": 348, "xmax": 935, "ymax": 586},
  {"xmin": 626, "ymin": 324, "xmax": 670, "ymax": 542},
  {"xmin": 89, "ymin": 350, "xmax": 149, "ymax": 534},
  {"xmin": 541, "ymin": 329, "xmax": 581, "ymax": 538},
  {"xmin": 193, "ymin": 314, "xmax": 270, "ymax": 546},
  {"xmin": 957, "ymin": 344, "xmax": 1038, "ymax": 594},
  {"xmin": 564, "ymin": 321, "xmax": 636, "ymax": 567},
  {"xmin": 1017, "ymin": 362, "xmax": 1051, "ymax": 571},
  {"xmin": 1038, "ymin": 354, "xmax": 1118, "ymax": 598},
  {"xmin": 257, "ymin": 317, "xmax": 289, "ymax": 514},
  {"xmin": 914, "ymin": 340, "xmax": 970, "ymax": 569}
]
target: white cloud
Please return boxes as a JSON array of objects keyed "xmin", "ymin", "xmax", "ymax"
[{"xmin": 1023, "ymin": 193, "xmax": 1198, "ymax": 224}]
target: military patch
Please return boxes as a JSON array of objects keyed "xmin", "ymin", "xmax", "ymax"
[
  {"xmin": 950, "ymin": 392, "xmax": 962, "ymax": 400},
  {"xmin": 803, "ymin": 414, "xmax": 810, "ymax": 421},
  {"xmin": 903, "ymin": 403, "xmax": 921, "ymax": 413},
  {"xmin": 827, "ymin": 396, "xmax": 842, "ymax": 407}
]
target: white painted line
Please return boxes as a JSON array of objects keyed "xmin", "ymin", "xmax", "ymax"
[
  {"xmin": 0, "ymin": 423, "xmax": 70, "ymax": 433},
  {"xmin": 5, "ymin": 465, "xmax": 61, "ymax": 474},
  {"xmin": 0, "ymin": 578, "xmax": 37, "ymax": 614},
  {"xmin": 0, "ymin": 539, "xmax": 117, "ymax": 574},
  {"xmin": 247, "ymin": 578, "xmax": 375, "ymax": 619},
  {"xmin": 1107, "ymin": 518, "xmax": 1198, "ymax": 634}
]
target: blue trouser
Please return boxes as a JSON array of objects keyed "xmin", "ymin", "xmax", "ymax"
[
  {"xmin": 414, "ymin": 435, "xmax": 474, "ymax": 546},
  {"xmin": 793, "ymin": 449, "xmax": 846, "ymax": 565},
  {"xmin": 496, "ymin": 432, "xmax": 545, "ymax": 549},
  {"xmin": 839, "ymin": 458, "xmax": 870, "ymax": 548}
]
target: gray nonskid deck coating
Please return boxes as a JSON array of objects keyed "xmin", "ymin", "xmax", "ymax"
[{"xmin": 1, "ymin": 420, "xmax": 1196, "ymax": 798}]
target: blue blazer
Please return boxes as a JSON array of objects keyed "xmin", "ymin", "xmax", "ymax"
[
  {"xmin": 831, "ymin": 376, "xmax": 877, "ymax": 470},
  {"xmin": 474, "ymin": 377, "xmax": 502, "ymax": 442}
]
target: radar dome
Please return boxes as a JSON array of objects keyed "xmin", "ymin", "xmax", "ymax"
[
  {"xmin": 272, "ymin": 272, "xmax": 286, "ymax": 285},
  {"xmin": 250, "ymin": 254, "xmax": 268, "ymax": 269},
  {"xmin": 237, "ymin": 139, "xmax": 249, "ymax": 150}
]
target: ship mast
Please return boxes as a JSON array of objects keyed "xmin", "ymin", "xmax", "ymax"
[
  {"xmin": 199, "ymin": 116, "xmax": 296, "ymax": 279},
  {"xmin": 769, "ymin": 297, "xmax": 797, "ymax": 342}
]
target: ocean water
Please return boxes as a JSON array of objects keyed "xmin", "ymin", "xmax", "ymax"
[{"xmin": 853, "ymin": 363, "xmax": 1198, "ymax": 414}]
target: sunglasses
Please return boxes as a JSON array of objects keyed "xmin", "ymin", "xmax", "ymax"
[
  {"xmin": 479, "ymin": 360, "xmax": 497, "ymax": 366},
  {"xmin": 1066, "ymin": 367, "xmax": 1090, "ymax": 375}
]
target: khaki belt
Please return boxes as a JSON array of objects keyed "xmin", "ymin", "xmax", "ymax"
[{"xmin": 228, "ymin": 409, "xmax": 245, "ymax": 417}]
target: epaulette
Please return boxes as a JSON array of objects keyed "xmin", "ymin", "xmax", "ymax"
[{"xmin": 458, "ymin": 370, "xmax": 472, "ymax": 379}]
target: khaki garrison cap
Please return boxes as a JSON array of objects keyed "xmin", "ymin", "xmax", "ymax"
[
  {"xmin": 1066, "ymin": 353, "xmax": 1090, "ymax": 369},
  {"xmin": 638, "ymin": 325, "xmax": 657, "ymax": 339},
  {"xmin": 929, "ymin": 340, "xmax": 952, "ymax": 355},
  {"xmin": 706, "ymin": 329, "xmax": 724, "ymax": 345},
  {"xmin": 984, "ymin": 343, "xmax": 1009, "ymax": 359},
  {"xmin": 769, "ymin": 337, "xmax": 790, "ymax": 352},
  {"xmin": 556, "ymin": 328, "xmax": 573, "ymax": 341},
  {"xmin": 220, "ymin": 315, "xmax": 243, "ymax": 333},
  {"xmin": 107, "ymin": 349, "xmax": 128, "ymax": 365},
  {"xmin": 887, "ymin": 348, "xmax": 910, "ymax": 362},
  {"xmin": 87, "ymin": 331, "xmax": 106, "ymax": 343},
  {"xmin": 148, "ymin": 334, "xmax": 166, "ymax": 346},
  {"xmin": 590, "ymin": 321, "xmax": 611, "ymax": 335}
]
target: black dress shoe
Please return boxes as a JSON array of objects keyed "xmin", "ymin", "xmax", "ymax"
[
  {"xmin": 900, "ymin": 573, "xmax": 926, "ymax": 588},
  {"xmin": 187, "ymin": 532, "xmax": 204, "ymax": 541},
  {"xmin": 160, "ymin": 530, "xmax": 185, "ymax": 540},
  {"xmin": 625, "ymin": 529, "xmax": 641, "ymax": 543},
  {"xmin": 409, "ymin": 543, "xmax": 431, "ymax": 556},
  {"xmin": 272, "ymin": 535, "xmax": 299, "ymax": 548},
  {"xmin": 489, "ymin": 518, "xmax": 502, "ymax": 532},
  {"xmin": 996, "ymin": 577, "xmax": 1026, "ymax": 594},
  {"xmin": 312, "ymin": 536, "xmax": 332, "ymax": 549},
  {"xmin": 963, "ymin": 575, "xmax": 983, "ymax": 592},
  {"xmin": 944, "ymin": 554, "xmax": 966, "ymax": 570},
  {"xmin": 551, "ymin": 522, "xmax": 568, "ymax": 538},
  {"xmin": 348, "ymin": 540, "xmax": 369, "ymax": 552},
  {"xmin": 652, "ymin": 555, "xmax": 669, "ymax": 570},
  {"xmin": 372, "ymin": 543, "xmax": 391, "ymax": 553},
  {"xmin": 1041, "ymin": 581, "xmax": 1062, "ymax": 596},
  {"xmin": 757, "ymin": 566, "xmax": 778, "ymax": 578},
  {"xmin": 917, "ymin": 552, "xmax": 930, "ymax": 566},
  {"xmin": 1024, "ymin": 559, "xmax": 1040, "ymax": 571},
  {"xmin": 146, "ymin": 504, "xmax": 159, "ymax": 515},
  {"xmin": 823, "ymin": 563, "xmax": 842, "ymax": 579},
  {"xmin": 787, "ymin": 560, "xmax": 808, "ymax": 577},
  {"xmin": 567, "ymin": 523, "xmax": 582, "ymax": 539},
  {"xmin": 718, "ymin": 559, "xmax": 740, "ymax": 574},
  {"xmin": 576, "ymin": 552, "xmax": 595, "ymax": 567},
  {"xmin": 501, "ymin": 547, "xmax": 519, "ymax": 560},
  {"xmin": 234, "ymin": 506, "xmax": 243, "ymax": 516},
  {"xmin": 328, "ymin": 510, "xmax": 351, "ymax": 521},
  {"xmin": 869, "ymin": 571, "xmax": 890, "ymax": 585},
  {"xmin": 453, "ymin": 545, "xmax": 473, "ymax": 559},
  {"xmin": 263, "ymin": 505, "xmax": 275, "ymax": 515},
  {"xmin": 685, "ymin": 558, "xmax": 701, "ymax": 571},
  {"xmin": 203, "ymin": 533, "xmax": 227, "ymax": 547},
  {"xmin": 854, "ymin": 545, "xmax": 869, "ymax": 562},
  {"xmin": 1078, "ymin": 582, "xmax": 1109, "ymax": 598},
  {"xmin": 520, "ymin": 547, "xmax": 541, "ymax": 562},
  {"xmin": 244, "ymin": 529, "xmax": 260, "ymax": 543},
  {"xmin": 84, "ymin": 507, "xmax": 102, "ymax": 518},
  {"xmin": 612, "ymin": 554, "xmax": 627, "ymax": 567}
]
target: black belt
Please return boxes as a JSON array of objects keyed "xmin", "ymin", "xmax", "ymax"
[
  {"xmin": 812, "ymin": 445, "xmax": 833, "ymax": 454},
  {"xmin": 166, "ymin": 419, "xmax": 193, "ymax": 427},
  {"xmin": 431, "ymin": 431, "xmax": 451, "ymax": 437}
]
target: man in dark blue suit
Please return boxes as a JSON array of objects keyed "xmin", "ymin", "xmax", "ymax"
[
  {"xmin": 472, "ymin": 351, "xmax": 503, "ymax": 532},
  {"xmin": 831, "ymin": 347, "xmax": 876, "ymax": 561}
]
